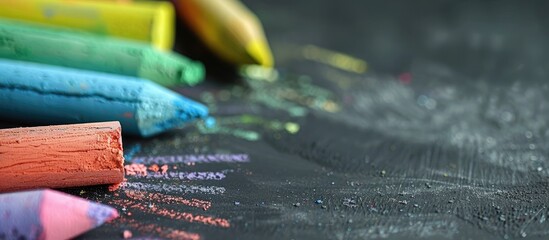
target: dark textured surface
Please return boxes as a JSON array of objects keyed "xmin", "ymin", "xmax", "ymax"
[{"xmin": 31, "ymin": 0, "xmax": 549, "ymax": 239}]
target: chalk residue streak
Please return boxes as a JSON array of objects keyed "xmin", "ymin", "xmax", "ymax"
[{"xmin": 130, "ymin": 153, "xmax": 249, "ymax": 164}]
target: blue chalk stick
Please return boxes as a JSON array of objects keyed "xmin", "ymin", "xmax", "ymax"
[{"xmin": 0, "ymin": 59, "xmax": 208, "ymax": 137}]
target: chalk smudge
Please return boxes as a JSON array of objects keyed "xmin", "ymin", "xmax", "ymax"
[
  {"xmin": 122, "ymin": 182, "xmax": 226, "ymax": 195},
  {"xmin": 125, "ymin": 164, "xmax": 172, "ymax": 177},
  {"xmin": 125, "ymin": 164, "xmax": 150, "ymax": 176},
  {"xmin": 125, "ymin": 163, "xmax": 228, "ymax": 180},
  {"xmin": 130, "ymin": 154, "xmax": 250, "ymax": 165},
  {"xmin": 113, "ymin": 199, "xmax": 230, "ymax": 228},
  {"xmin": 125, "ymin": 190, "xmax": 212, "ymax": 210},
  {"xmin": 197, "ymin": 123, "xmax": 260, "ymax": 141},
  {"xmin": 130, "ymin": 171, "xmax": 227, "ymax": 181},
  {"xmin": 116, "ymin": 217, "xmax": 201, "ymax": 240}
]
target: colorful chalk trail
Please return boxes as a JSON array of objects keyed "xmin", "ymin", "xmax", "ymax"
[
  {"xmin": 74, "ymin": 146, "xmax": 254, "ymax": 238},
  {"xmin": 129, "ymin": 153, "xmax": 250, "ymax": 164}
]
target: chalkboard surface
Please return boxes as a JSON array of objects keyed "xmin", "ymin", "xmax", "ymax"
[{"xmin": 54, "ymin": 0, "xmax": 549, "ymax": 239}]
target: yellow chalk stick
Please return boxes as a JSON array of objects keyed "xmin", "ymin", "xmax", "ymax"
[
  {"xmin": 0, "ymin": 0, "xmax": 174, "ymax": 51},
  {"xmin": 174, "ymin": 0, "xmax": 274, "ymax": 67}
]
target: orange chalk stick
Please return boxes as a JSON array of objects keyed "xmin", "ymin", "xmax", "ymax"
[{"xmin": 0, "ymin": 121, "xmax": 124, "ymax": 192}]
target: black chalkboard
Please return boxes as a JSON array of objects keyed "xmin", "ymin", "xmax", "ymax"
[{"xmin": 67, "ymin": 0, "xmax": 549, "ymax": 239}]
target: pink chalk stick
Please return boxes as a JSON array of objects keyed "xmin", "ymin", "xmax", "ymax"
[{"xmin": 0, "ymin": 189, "xmax": 118, "ymax": 240}]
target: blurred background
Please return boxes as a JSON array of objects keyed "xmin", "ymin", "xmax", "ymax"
[{"xmin": 185, "ymin": 0, "xmax": 549, "ymax": 82}]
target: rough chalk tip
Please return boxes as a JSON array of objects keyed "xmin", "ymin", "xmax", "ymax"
[
  {"xmin": 174, "ymin": 98, "xmax": 209, "ymax": 119},
  {"xmin": 180, "ymin": 61, "xmax": 205, "ymax": 86}
]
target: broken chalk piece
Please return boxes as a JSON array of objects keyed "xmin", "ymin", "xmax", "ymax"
[{"xmin": 0, "ymin": 121, "xmax": 125, "ymax": 192}]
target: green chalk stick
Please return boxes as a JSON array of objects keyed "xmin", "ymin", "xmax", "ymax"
[{"xmin": 0, "ymin": 19, "xmax": 204, "ymax": 86}]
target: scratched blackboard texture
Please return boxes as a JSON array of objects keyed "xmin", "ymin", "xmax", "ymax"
[{"xmin": 20, "ymin": 0, "xmax": 549, "ymax": 239}]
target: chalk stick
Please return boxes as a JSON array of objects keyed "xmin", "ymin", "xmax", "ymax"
[
  {"xmin": 0, "ymin": 59, "xmax": 209, "ymax": 137},
  {"xmin": 0, "ymin": 0, "xmax": 175, "ymax": 51},
  {"xmin": 175, "ymin": 0, "xmax": 274, "ymax": 67},
  {"xmin": 0, "ymin": 19, "xmax": 203, "ymax": 87},
  {"xmin": 0, "ymin": 189, "xmax": 118, "ymax": 240},
  {"xmin": 0, "ymin": 121, "xmax": 124, "ymax": 192}
]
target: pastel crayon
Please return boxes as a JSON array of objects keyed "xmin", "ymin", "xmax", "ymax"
[
  {"xmin": 0, "ymin": 189, "xmax": 119, "ymax": 240},
  {"xmin": 0, "ymin": 19, "xmax": 204, "ymax": 87},
  {"xmin": 0, "ymin": 59, "xmax": 208, "ymax": 137},
  {"xmin": 0, "ymin": 122, "xmax": 124, "ymax": 192},
  {"xmin": 0, "ymin": 0, "xmax": 175, "ymax": 51}
]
